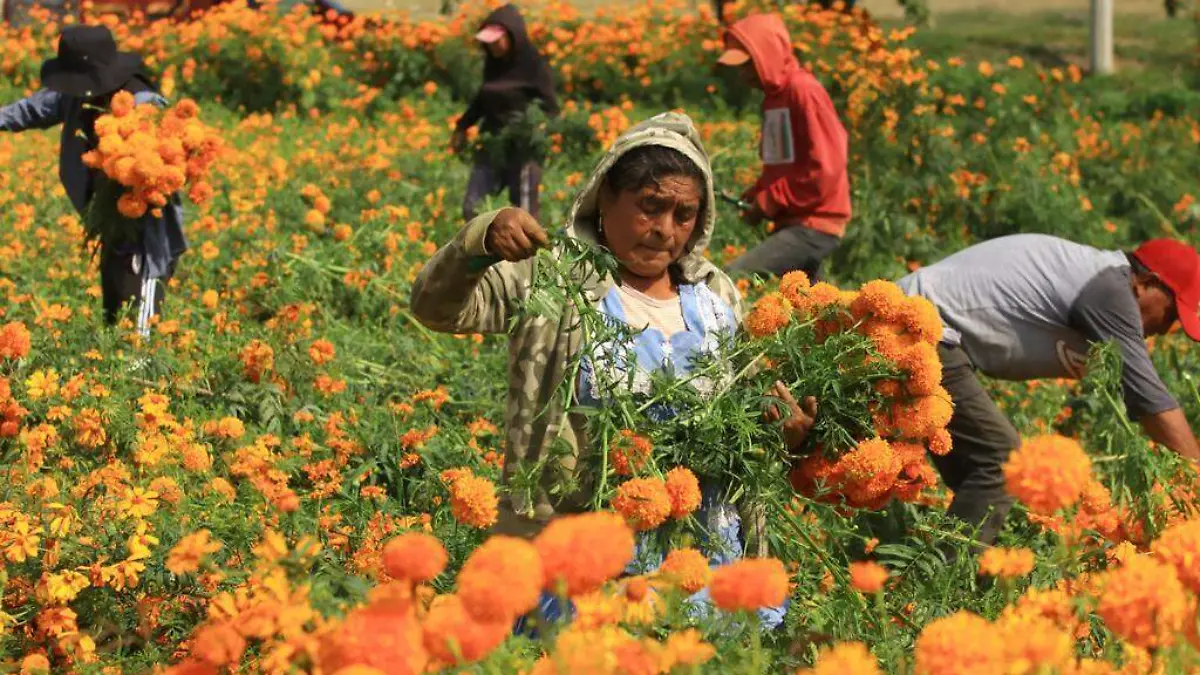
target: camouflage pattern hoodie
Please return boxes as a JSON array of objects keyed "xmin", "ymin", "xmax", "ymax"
[{"xmin": 411, "ymin": 112, "xmax": 742, "ymax": 537}]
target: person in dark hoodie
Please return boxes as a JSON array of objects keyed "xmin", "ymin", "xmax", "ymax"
[
  {"xmin": 452, "ymin": 4, "xmax": 559, "ymax": 222},
  {"xmin": 0, "ymin": 25, "xmax": 186, "ymax": 338},
  {"xmin": 718, "ymin": 13, "xmax": 851, "ymax": 282}
]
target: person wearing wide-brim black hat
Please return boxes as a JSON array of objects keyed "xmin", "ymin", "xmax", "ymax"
[{"xmin": 0, "ymin": 25, "xmax": 187, "ymax": 338}]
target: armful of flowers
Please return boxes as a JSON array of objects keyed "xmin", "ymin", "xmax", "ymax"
[{"xmin": 80, "ymin": 91, "xmax": 222, "ymax": 243}]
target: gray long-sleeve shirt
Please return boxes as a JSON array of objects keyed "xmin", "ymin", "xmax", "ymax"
[
  {"xmin": 897, "ymin": 234, "xmax": 1178, "ymax": 419},
  {"xmin": 0, "ymin": 88, "xmax": 187, "ymax": 280}
]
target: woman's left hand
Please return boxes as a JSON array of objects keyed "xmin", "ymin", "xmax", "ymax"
[{"xmin": 764, "ymin": 380, "xmax": 818, "ymax": 453}]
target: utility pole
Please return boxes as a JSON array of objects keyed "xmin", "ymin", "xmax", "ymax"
[{"xmin": 1090, "ymin": 0, "xmax": 1114, "ymax": 75}]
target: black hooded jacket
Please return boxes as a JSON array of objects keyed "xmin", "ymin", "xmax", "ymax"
[{"xmin": 455, "ymin": 4, "xmax": 559, "ymax": 138}]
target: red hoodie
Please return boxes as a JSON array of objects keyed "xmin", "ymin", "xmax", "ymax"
[{"xmin": 729, "ymin": 14, "xmax": 851, "ymax": 237}]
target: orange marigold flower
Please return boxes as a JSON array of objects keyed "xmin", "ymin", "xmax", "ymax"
[
  {"xmin": 612, "ymin": 430, "xmax": 652, "ymax": 476},
  {"xmin": 839, "ymin": 438, "xmax": 901, "ymax": 506},
  {"xmin": 456, "ymin": 536, "xmax": 544, "ymax": 623},
  {"xmin": 73, "ymin": 407, "xmax": 107, "ymax": 449},
  {"xmin": 1095, "ymin": 554, "xmax": 1192, "ymax": 650},
  {"xmin": 664, "ymin": 467, "xmax": 701, "ymax": 519},
  {"xmin": 659, "ymin": 548, "xmax": 711, "ymax": 594},
  {"xmin": 914, "ymin": 611, "xmax": 1002, "ymax": 675},
  {"xmin": 612, "ymin": 477, "xmax": 672, "ymax": 531},
  {"xmin": 851, "ymin": 280, "xmax": 908, "ymax": 323},
  {"xmin": 797, "ymin": 641, "xmax": 882, "ymax": 675},
  {"xmin": 928, "ymin": 429, "xmax": 953, "ymax": 456},
  {"xmin": 1003, "ymin": 435, "xmax": 1092, "ymax": 515},
  {"xmin": 382, "ymin": 533, "xmax": 447, "ymax": 584},
  {"xmin": 709, "ymin": 557, "xmax": 789, "ymax": 612},
  {"xmin": 117, "ymin": 192, "xmax": 149, "ymax": 219},
  {"xmin": 535, "ymin": 512, "xmax": 635, "ymax": 597},
  {"xmin": 898, "ymin": 295, "xmax": 943, "ymax": 344},
  {"xmin": 166, "ymin": 529, "xmax": 223, "ymax": 575},
  {"xmin": 309, "ymin": 339, "xmax": 336, "ymax": 365},
  {"xmin": 778, "ymin": 270, "xmax": 811, "ymax": 308},
  {"xmin": 239, "ymin": 339, "xmax": 275, "ymax": 384},
  {"xmin": 978, "ymin": 547, "xmax": 1035, "ymax": 579},
  {"xmin": 891, "ymin": 389, "xmax": 954, "ymax": 440},
  {"xmin": 898, "ymin": 342, "xmax": 942, "ymax": 396},
  {"xmin": 448, "ymin": 474, "xmax": 499, "ymax": 529},
  {"xmin": 420, "ymin": 594, "xmax": 508, "ymax": 665},
  {"xmin": 192, "ymin": 621, "xmax": 246, "ymax": 667},
  {"xmin": 1151, "ymin": 519, "xmax": 1200, "ymax": 593},
  {"xmin": 794, "ymin": 282, "xmax": 843, "ymax": 318},
  {"xmin": 110, "ymin": 90, "xmax": 136, "ymax": 117},
  {"xmin": 745, "ymin": 292, "xmax": 793, "ymax": 338},
  {"xmin": 319, "ymin": 601, "xmax": 427, "ymax": 675},
  {"xmin": 849, "ymin": 561, "xmax": 889, "ymax": 594},
  {"xmin": 0, "ymin": 322, "xmax": 32, "ymax": 361}
]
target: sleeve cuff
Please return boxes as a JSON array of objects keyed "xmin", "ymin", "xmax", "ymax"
[{"xmin": 460, "ymin": 209, "xmax": 503, "ymax": 258}]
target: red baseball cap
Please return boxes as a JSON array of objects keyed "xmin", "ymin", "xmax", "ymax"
[{"xmin": 1132, "ymin": 238, "xmax": 1200, "ymax": 341}]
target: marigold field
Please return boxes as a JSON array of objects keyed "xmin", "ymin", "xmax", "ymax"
[{"xmin": 2, "ymin": 1, "xmax": 1200, "ymax": 673}]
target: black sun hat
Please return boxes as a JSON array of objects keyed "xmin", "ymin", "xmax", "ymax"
[{"xmin": 40, "ymin": 25, "xmax": 143, "ymax": 99}]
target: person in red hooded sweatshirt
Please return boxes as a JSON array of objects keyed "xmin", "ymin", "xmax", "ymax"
[{"xmin": 719, "ymin": 13, "xmax": 851, "ymax": 282}]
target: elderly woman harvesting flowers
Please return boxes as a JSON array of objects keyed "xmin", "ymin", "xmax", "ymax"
[{"xmin": 413, "ymin": 114, "xmax": 814, "ymax": 583}]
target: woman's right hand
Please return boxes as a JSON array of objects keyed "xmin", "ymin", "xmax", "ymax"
[{"xmin": 485, "ymin": 208, "xmax": 550, "ymax": 262}]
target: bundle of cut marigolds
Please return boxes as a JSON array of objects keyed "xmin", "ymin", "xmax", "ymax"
[
  {"xmin": 80, "ymin": 91, "xmax": 221, "ymax": 241},
  {"xmin": 744, "ymin": 272, "xmax": 953, "ymax": 510}
]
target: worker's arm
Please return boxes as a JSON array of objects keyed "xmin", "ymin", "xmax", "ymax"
[
  {"xmin": 0, "ymin": 89, "xmax": 65, "ymax": 132},
  {"xmin": 1070, "ymin": 268, "xmax": 1197, "ymax": 462},
  {"xmin": 1140, "ymin": 409, "xmax": 1200, "ymax": 462}
]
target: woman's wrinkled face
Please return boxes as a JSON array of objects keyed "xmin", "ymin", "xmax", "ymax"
[{"xmin": 598, "ymin": 174, "xmax": 703, "ymax": 280}]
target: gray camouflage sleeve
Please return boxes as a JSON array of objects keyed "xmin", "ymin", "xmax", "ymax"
[{"xmin": 1068, "ymin": 266, "xmax": 1179, "ymax": 419}]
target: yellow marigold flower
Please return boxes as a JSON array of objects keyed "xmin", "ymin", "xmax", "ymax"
[
  {"xmin": 662, "ymin": 629, "xmax": 716, "ymax": 668},
  {"xmin": 709, "ymin": 557, "xmax": 789, "ymax": 612},
  {"xmin": 448, "ymin": 474, "xmax": 498, "ymax": 529},
  {"xmin": 1095, "ymin": 554, "xmax": 1192, "ymax": 650},
  {"xmin": 24, "ymin": 369, "xmax": 59, "ymax": 399},
  {"xmin": 797, "ymin": 641, "xmax": 882, "ymax": 675},
  {"xmin": 382, "ymin": 532, "xmax": 446, "ymax": 584},
  {"xmin": 745, "ymin": 292, "xmax": 793, "ymax": 338},
  {"xmin": 118, "ymin": 487, "xmax": 160, "ymax": 519},
  {"xmin": 914, "ymin": 611, "xmax": 1002, "ymax": 675},
  {"xmin": 535, "ymin": 512, "xmax": 634, "ymax": 597},
  {"xmin": 978, "ymin": 547, "xmax": 1035, "ymax": 579},
  {"xmin": 1003, "ymin": 435, "xmax": 1092, "ymax": 515},
  {"xmin": 659, "ymin": 548, "xmax": 712, "ymax": 594},
  {"xmin": 1150, "ymin": 518, "xmax": 1200, "ymax": 593},
  {"xmin": 664, "ymin": 467, "xmax": 701, "ymax": 519},
  {"xmin": 457, "ymin": 535, "xmax": 544, "ymax": 623},
  {"xmin": 167, "ymin": 530, "xmax": 223, "ymax": 576},
  {"xmin": 612, "ymin": 477, "xmax": 672, "ymax": 531},
  {"xmin": 849, "ymin": 561, "xmax": 889, "ymax": 594}
]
